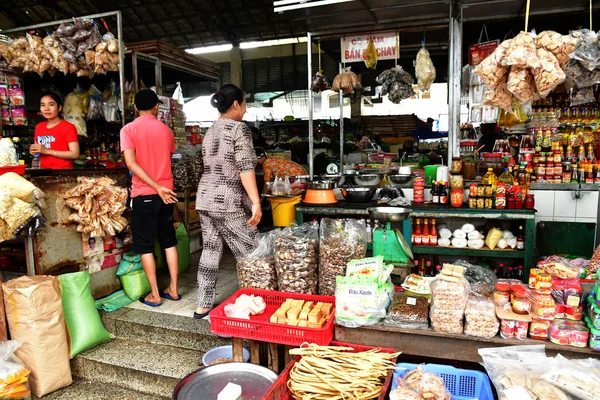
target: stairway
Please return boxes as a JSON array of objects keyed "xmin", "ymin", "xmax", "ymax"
[{"xmin": 43, "ymin": 308, "xmax": 230, "ymax": 399}]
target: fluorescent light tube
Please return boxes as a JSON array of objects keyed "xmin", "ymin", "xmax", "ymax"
[
  {"xmin": 274, "ymin": 0, "xmax": 354, "ymax": 13},
  {"xmin": 185, "ymin": 44, "xmax": 233, "ymax": 55}
]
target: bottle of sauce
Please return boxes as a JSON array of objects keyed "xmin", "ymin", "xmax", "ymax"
[
  {"xmin": 440, "ymin": 182, "xmax": 448, "ymax": 205},
  {"xmin": 422, "ymin": 219, "xmax": 430, "ymax": 246},
  {"xmin": 431, "ymin": 181, "xmax": 439, "ymax": 204},
  {"xmin": 517, "ymin": 165, "xmax": 531, "ymax": 196},
  {"xmin": 596, "ymin": 162, "xmax": 600, "ymax": 184},
  {"xmin": 498, "ymin": 263, "xmax": 506, "ymax": 278},
  {"xmin": 562, "ymin": 162, "xmax": 572, "ymax": 183},
  {"xmin": 505, "ymin": 266, "xmax": 515, "ymax": 279},
  {"xmin": 430, "ymin": 218, "xmax": 438, "ymax": 246},
  {"xmin": 517, "ymin": 265, "xmax": 524, "ymax": 281},
  {"xmin": 572, "ymin": 161, "xmax": 579, "ymax": 182},
  {"xmin": 579, "ymin": 161, "xmax": 586, "ymax": 184},
  {"xmin": 425, "ymin": 260, "xmax": 433, "ymax": 276},
  {"xmin": 414, "ymin": 219, "xmax": 422, "ymax": 245},
  {"xmin": 586, "ymin": 161, "xmax": 595, "ymax": 183},
  {"xmin": 517, "ymin": 226, "xmax": 525, "ymax": 250}
]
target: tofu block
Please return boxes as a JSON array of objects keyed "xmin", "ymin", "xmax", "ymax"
[
  {"xmin": 283, "ymin": 299, "xmax": 294, "ymax": 306},
  {"xmin": 451, "ymin": 271, "xmax": 464, "ymax": 278},
  {"xmin": 277, "ymin": 317, "xmax": 287, "ymax": 324},
  {"xmin": 299, "ymin": 307, "xmax": 312, "ymax": 321},
  {"xmin": 320, "ymin": 304, "xmax": 333, "ymax": 316},
  {"xmin": 217, "ymin": 382, "xmax": 242, "ymax": 400},
  {"xmin": 308, "ymin": 308, "xmax": 323, "ymax": 323},
  {"xmin": 298, "ymin": 320, "xmax": 308, "ymax": 327},
  {"xmin": 269, "ymin": 314, "xmax": 278, "ymax": 323},
  {"xmin": 314, "ymin": 302, "xmax": 325, "ymax": 310},
  {"xmin": 286, "ymin": 320, "xmax": 299, "ymax": 326},
  {"xmin": 287, "ymin": 308, "xmax": 301, "ymax": 320}
]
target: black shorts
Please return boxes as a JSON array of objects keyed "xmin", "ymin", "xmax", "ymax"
[{"xmin": 130, "ymin": 195, "xmax": 177, "ymax": 255}]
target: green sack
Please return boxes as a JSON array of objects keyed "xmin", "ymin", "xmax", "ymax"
[
  {"xmin": 120, "ymin": 270, "xmax": 151, "ymax": 301},
  {"xmin": 116, "ymin": 252, "xmax": 142, "ymax": 276},
  {"xmin": 153, "ymin": 223, "xmax": 189, "ymax": 274},
  {"xmin": 59, "ymin": 271, "xmax": 111, "ymax": 358},
  {"xmin": 95, "ymin": 289, "xmax": 135, "ymax": 312}
]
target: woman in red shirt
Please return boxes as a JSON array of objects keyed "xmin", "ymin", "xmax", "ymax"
[{"xmin": 30, "ymin": 92, "xmax": 80, "ymax": 169}]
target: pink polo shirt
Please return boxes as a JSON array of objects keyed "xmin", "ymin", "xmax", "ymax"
[{"xmin": 120, "ymin": 115, "xmax": 176, "ymax": 198}]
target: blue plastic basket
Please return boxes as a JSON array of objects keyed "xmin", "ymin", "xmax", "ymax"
[{"xmin": 392, "ymin": 363, "xmax": 494, "ymax": 400}]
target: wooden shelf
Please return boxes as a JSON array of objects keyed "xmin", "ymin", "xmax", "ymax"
[{"xmin": 412, "ymin": 245, "xmax": 525, "ymax": 259}]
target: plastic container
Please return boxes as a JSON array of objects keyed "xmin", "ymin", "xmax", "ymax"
[
  {"xmin": 549, "ymin": 320, "xmax": 589, "ymax": 348},
  {"xmin": 424, "ymin": 165, "xmax": 441, "ymax": 185},
  {"xmin": 511, "ymin": 287, "xmax": 531, "ymax": 315},
  {"xmin": 202, "ymin": 345, "xmax": 250, "ymax": 366},
  {"xmin": 392, "ymin": 363, "xmax": 494, "ymax": 400},
  {"xmin": 262, "ymin": 341, "xmax": 397, "ymax": 400},
  {"xmin": 209, "ymin": 288, "xmax": 335, "ymax": 346},
  {"xmin": 269, "ymin": 195, "xmax": 302, "ymax": 227},
  {"xmin": 493, "ymin": 281, "xmax": 511, "ymax": 306}
]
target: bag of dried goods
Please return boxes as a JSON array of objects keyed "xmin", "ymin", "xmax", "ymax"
[
  {"xmin": 590, "ymin": 245, "xmax": 600, "ymax": 274},
  {"xmin": 0, "ymin": 138, "xmax": 17, "ymax": 167},
  {"xmin": 474, "ymin": 39, "xmax": 511, "ymax": 89},
  {"xmin": 0, "ymin": 341, "xmax": 31, "ymax": 399},
  {"xmin": 542, "ymin": 354, "xmax": 600, "ymax": 400},
  {"xmin": 376, "ymin": 66, "xmax": 415, "ymax": 104},
  {"xmin": 533, "ymin": 48, "xmax": 566, "ymax": 98},
  {"xmin": 539, "ymin": 256, "xmax": 580, "ymax": 279},
  {"xmin": 0, "ymin": 172, "xmax": 39, "ymax": 203},
  {"xmin": 464, "ymin": 296, "xmax": 499, "ymax": 338},
  {"xmin": 502, "ymin": 31, "xmax": 540, "ymax": 69},
  {"xmin": 318, "ymin": 218, "xmax": 367, "ymax": 296},
  {"xmin": 335, "ymin": 275, "xmax": 393, "ymax": 327},
  {"xmin": 484, "ymin": 227, "xmax": 503, "ymax": 250},
  {"xmin": 430, "ymin": 275, "xmax": 470, "ymax": 334},
  {"xmin": 536, "ymin": 30, "xmax": 577, "ymax": 68},
  {"xmin": 571, "ymin": 29, "xmax": 600, "ymax": 71},
  {"xmin": 331, "ymin": 67, "xmax": 361, "ymax": 94},
  {"xmin": 3, "ymin": 276, "xmax": 72, "ymax": 397},
  {"xmin": 507, "ymin": 66, "xmax": 536, "ymax": 104},
  {"xmin": 364, "ymin": 39, "xmax": 378, "ymax": 69},
  {"xmin": 391, "ymin": 366, "xmax": 452, "ymax": 400},
  {"xmin": 0, "ymin": 193, "xmax": 36, "ymax": 232},
  {"xmin": 414, "ymin": 46, "xmax": 436, "ymax": 91},
  {"xmin": 60, "ymin": 271, "xmax": 111, "ymax": 357},
  {"xmin": 310, "ymin": 71, "xmax": 330, "ymax": 93},
  {"xmin": 384, "ymin": 292, "xmax": 429, "ymax": 329},
  {"xmin": 570, "ymin": 86, "xmax": 596, "ymax": 106},
  {"xmin": 564, "ymin": 60, "xmax": 600, "ymax": 88},
  {"xmin": 63, "ymin": 90, "xmax": 88, "ymax": 137},
  {"xmin": 457, "ymin": 260, "xmax": 497, "ymax": 296},
  {"xmin": 274, "ymin": 221, "xmax": 319, "ymax": 294},
  {"xmin": 237, "ymin": 229, "xmax": 278, "ymax": 291}
]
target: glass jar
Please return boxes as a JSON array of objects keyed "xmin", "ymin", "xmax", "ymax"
[
  {"xmin": 494, "ymin": 281, "xmax": 511, "ymax": 306},
  {"xmin": 511, "ymin": 287, "xmax": 532, "ymax": 315},
  {"xmin": 469, "ymin": 196, "xmax": 477, "ymax": 208},
  {"xmin": 451, "ymin": 189, "xmax": 463, "ymax": 208},
  {"xmin": 451, "ymin": 157, "xmax": 463, "ymax": 174},
  {"xmin": 535, "ymin": 273, "xmax": 552, "ymax": 294},
  {"xmin": 469, "ymin": 184, "xmax": 477, "ymax": 197},
  {"xmin": 525, "ymin": 194, "xmax": 535, "ymax": 209},
  {"xmin": 450, "ymin": 174, "xmax": 464, "ymax": 190},
  {"xmin": 479, "ymin": 153, "xmax": 506, "ymax": 177},
  {"xmin": 462, "ymin": 158, "xmax": 477, "ymax": 180}
]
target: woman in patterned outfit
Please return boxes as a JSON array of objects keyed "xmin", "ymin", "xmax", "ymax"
[{"xmin": 194, "ymin": 84, "xmax": 262, "ymax": 319}]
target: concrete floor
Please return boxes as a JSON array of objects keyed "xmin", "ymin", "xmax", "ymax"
[{"xmin": 124, "ymin": 250, "xmax": 238, "ymax": 319}]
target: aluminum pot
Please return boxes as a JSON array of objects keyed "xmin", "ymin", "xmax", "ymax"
[
  {"xmin": 348, "ymin": 174, "xmax": 384, "ymax": 188},
  {"xmin": 341, "ymin": 188, "xmax": 376, "ymax": 203},
  {"xmin": 387, "ymin": 174, "xmax": 412, "ymax": 187}
]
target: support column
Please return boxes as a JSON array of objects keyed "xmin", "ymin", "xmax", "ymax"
[
  {"xmin": 448, "ymin": 0, "xmax": 463, "ymax": 165},
  {"xmin": 307, "ymin": 33, "xmax": 314, "ymax": 179},
  {"xmin": 231, "ymin": 45, "xmax": 243, "ymax": 87}
]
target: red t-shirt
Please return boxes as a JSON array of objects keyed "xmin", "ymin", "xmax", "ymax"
[
  {"xmin": 33, "ymin": 120, "xmax": 78, "ymax": 169},
  {"xmin": 120, "ymin": 115, "xmax": 176, "ymax": 198}
]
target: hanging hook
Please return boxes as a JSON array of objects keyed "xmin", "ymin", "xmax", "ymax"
[{"xmin": 422, "ymin": 32, "xmax": 426, "ymax": 48}]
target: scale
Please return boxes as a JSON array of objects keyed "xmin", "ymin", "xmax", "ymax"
[{"xmin": 367, "ymin": 207, "xmax": 413, "ymax": 266}]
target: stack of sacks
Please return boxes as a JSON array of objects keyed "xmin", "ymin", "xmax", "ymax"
[
  {"xmin": 497, "ymin": 230, "xmax": 517, "ymax": 249},
  {"xmin": 438, "ymin": 224, "xmax": 452, "ymax": 247}
]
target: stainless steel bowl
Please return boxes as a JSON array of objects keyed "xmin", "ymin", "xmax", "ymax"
[
  {"xmin": 319, "ymin": 174, "xmax": 345, "ymax": 187},
  {"xmin": 341, "ymin": 187, "xmax": 376, "ymax": 203},
  {"xmin": 348, "ymin": 174, "xmax": 384, "ymax": 188},
  {"xmin": 307, "ymin": 181, "xmax": 335, "ymax": 190},
  {"xmin": 387, "ymin": 174, "xmax": 412, "ymax": 187},
  {"xmin": 367, "ymin": 207, "xmax": 412, "ymax": 221}
]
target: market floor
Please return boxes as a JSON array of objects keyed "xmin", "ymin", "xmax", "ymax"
[{"xmin": 124, "ymin": 249, "xmax": 239, "ymax": 319}]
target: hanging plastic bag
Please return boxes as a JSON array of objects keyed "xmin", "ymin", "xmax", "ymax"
[
  {"xmin": 571, "ymin": 29, "xmax": 600, "ymax": 71},
  {"xmin": 414, "ymin": 46, "xmax": 436, "ymax": 91},
  {"xmin": 63, "ymin": 86, "xmax": 89, "ymax": 136},
  {"xmin": 332, "ymin": 67, "xmax": 361, "ymax": 94},
  {"xmin": 473, "ymin": 39, "xmax": 511, "ymax": 89},
  {"xmin": 102, "ymin": 80, "xmax": 119, "ymax": 123},
  {"xmin": 502, "ymin": 31, "xmax": 540, "ymax": 69},
  {"xmin": 237, "ymin": 230, "xmax": 278, "ymax": 291},
  {"xmin": 571, "ymin": 86, "xmax": 596, "ymax": 106},
  {"xmin": 364, "ymin": 39, "xmax": 378, "ymax": 69},
  {"xmin": 497, "ymin": 99, "xmax": 528, "ymax": 128},
  {"xmin": 0, "ymin": 341, "xmax": 31, "ymax": 399},
  {"xmin": 533, "ymin": 47, "xmax": 566, "ymax": 98},
  {"xmin": 172, "ymin": 81, "xmax": 184, "ymax": 105},
  {"xmin": 87, "ymin": 85, "xmax": 103, "ymax": 120},
  {"xmin": 507, "ymin": 65, "xmax": 536, "ymax": 104},
  {"xmin": 536, "ymin": 30, "xmax": 577, "ymax": 68}
]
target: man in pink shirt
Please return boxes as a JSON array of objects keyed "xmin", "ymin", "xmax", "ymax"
[{"xmin": 120, "ymin": 89, "xmax": 180, "ymax": 307}]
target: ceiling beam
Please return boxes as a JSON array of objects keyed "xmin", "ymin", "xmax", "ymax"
[
  {"xmin": 357, "ymin": 0, "xmax": 378, "ymax": 24},
  {"xmin": 198, "ymin": 0, "xmax": 239, "ymax": 45}
]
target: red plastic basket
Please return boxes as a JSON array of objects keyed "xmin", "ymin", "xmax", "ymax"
[
  {"xmin": 262, "ymin": 341, "xmax": 399, "ymax": 400},
  {"xmin": 209, "ymin": 288, "xmax": 336, "ymax": 346},
  {"xmin": 0, "ymin": 165, "xmax": 26, "ymax": 176}
]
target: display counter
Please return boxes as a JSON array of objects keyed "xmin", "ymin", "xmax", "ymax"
[
  {"xmin": 334, "ymin": 324, "xmax": 599, "ymax": 363},
  {"xmin": 24, "ymin": 168, "xmax": 129, "ymax": 299}
]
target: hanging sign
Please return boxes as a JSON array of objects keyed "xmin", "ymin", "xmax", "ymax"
[
  {"xmin": 341, "ymin": 32, "xmax": 399, "ymax": 63},
  {"xmin": 469, "ymin": 40, "xmax": 499, "ymax": 66}
]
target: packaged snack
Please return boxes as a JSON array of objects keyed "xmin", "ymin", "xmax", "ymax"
[
  {"xmin": 502, "ymin": 31, "xmax": 540, "ymax": 69},
  {"xmin": 511, "ymin": 286, "xmax": 532, "ymax": 315},
  {"xmin": 494, "ymin": 281, "xmax": 511, "ymax": 306},
  {"xmin": 500, "ymin": 319, "xmax": 529, "ymax": 340},
  {"xmin": 0, "ymin": 85, "xmax": 7, "ymax": 104},
  {"xmin": 401, "ymin": 273, "xmax": 433, "ymax": 295},
  {"xmin": 540, "ymin": 256, "xmax": 580, "ymax": 279},
  {"xmin": 535, "ymin": 273, "xmax": 552, "ymax": 294},
  {"xmin": 384, "ymin": 292, "xmax": 429, "ymax": 329},
  {"xmin": 9, "ymin": 108, "xmax": 26, "ymax": 126},
  {"xmin": 533, "ymin": 294, "xmax": 556, "ymax": 320},
  {"xmin": 274, "ymin": 222, "xmax": 319, "ymax": 294},
  {"xmin": 551, "ymin": 278, "xmax": 566, "ymax": 318},
  {"xmin": 464, "ymin": 296, "xmax": 499, "ymax": 338},
  {"xmin": 529, "ymin": 268, "xmax": 542, "ymax": 289},
  {"xmin": 0, "ymin": 106, "xmax": 10, "ymax": 126},
  {"xmin": 542, "ymin": 354, "xmax": 600, "ymax": 400},
  {"xmin": 589, "ymin": 326, "xmax": 600, "ymax": 351},
  {"xmin": 430, "ymin": 276, "xmax": 470, "ymax": 334},
  {"xmin": 549, "ymin": 320, "xmax": 589, "ymax": 347},
  {"xmin": 7, "ymin": 87, "xmax": 24, "ymax": 106},
  {"xmin": 237, "ymin": 230, "xmax": 278, "ymax": 291},
  {"xmin": 530, "ymin": 318, "xmax": 551, "ymax": 340},
  {"xmin": 334, "ymin": 275, "xmax": 393, "ymax": 328}
]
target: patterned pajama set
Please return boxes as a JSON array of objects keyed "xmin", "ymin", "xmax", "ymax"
[{"xmin": 195, "ymin": 119, "xmax": 259, "ymax": 308}]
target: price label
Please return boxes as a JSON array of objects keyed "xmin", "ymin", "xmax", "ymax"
[{"xmin": 406, "ymin": 297, "xmax": 417, "ymax": 306}]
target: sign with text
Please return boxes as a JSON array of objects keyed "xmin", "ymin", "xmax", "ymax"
[
  {"xmin": 341, "ymin": 32, "xmax": 399, "ymax": 63},
  {"xmin": 469, "ymin": 40, "xmax": 499, "ymax": 66}
]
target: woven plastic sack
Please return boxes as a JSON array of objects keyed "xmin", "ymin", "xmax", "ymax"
[
  {"xmin": 120, "ymin": 270, "xmax": 151, "ymax": 301},
  {"xmin": 115, "ymin": 252, "xmax": 142, "ymax": 276},
  {"xmin": 3, "ymin": 276, "xmax": 72, "ymax": 397},
  {"xmin": 153, "ymin": 223, "xmax": 188, "ymax": 273},
  {"xmin": 59, "ymin": 271, "xmax": 111, "ymax": 357}
]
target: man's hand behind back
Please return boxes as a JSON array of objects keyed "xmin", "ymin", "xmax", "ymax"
[{"xmin": 157, "ymin": 186, "xmax": 177, "ymax": 204}]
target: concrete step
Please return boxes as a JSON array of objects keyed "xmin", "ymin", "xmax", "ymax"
[
  {"xmin": 34, "ymin": 380, "xmax": 166, "ymax": 400},
  {"xmin": 71, "ymin": 338, "xmax": 204, "ymax": 398},
  {"xmin": 101, "ymin": 308, "xmax": 231, "ymax": 352}
]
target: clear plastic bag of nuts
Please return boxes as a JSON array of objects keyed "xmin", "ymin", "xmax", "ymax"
[
  {"xmin": 318, "ymin": 218, "xmax": 367, "ymax": 296},
  {"xmin": 274, "ymin": 221, "xmax": 319, "ymax": 294},
  {"xmin": 237, "ymin": 229, "xmax": 279, "ymax": 291}
]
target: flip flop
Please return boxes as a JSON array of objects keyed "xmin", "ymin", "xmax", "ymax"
[
  {"xmin": 193, "ymin": 311, "xmax": 210, "ymax": 319},
  {"xmin": 139, "ymin": 298, "xmax": 162, "ymax": 307},
  {"xmin": 160, "ymin": 289, "xmax": 182, "ymax": 301}
]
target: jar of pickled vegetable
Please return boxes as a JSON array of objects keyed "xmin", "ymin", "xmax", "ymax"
[
  {"xmin": 462, "ymin": 158, "xmax": 477, "ymax": 180},
  {"xmin": 451, "ymin": 157, "xmax": 463, "ymax": 174},
  {"xmin": 450, "ymin": 174, "xmax": 464, "ymax": 190}
]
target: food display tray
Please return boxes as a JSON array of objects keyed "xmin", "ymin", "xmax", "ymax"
[
  {"xmin": 0, "ymin": 165, "xmax": 26, "ymax": 176},
  {"xmin": 392, "ymin": 363, "xmax": 494, "ymax": 400},
  {"xmin": 262, "ymin": 341, "xmax": 398, "ymax": 400},
  {"xmin": 209, "ymin": 288, "xmax": 335, "ymax": 346}
]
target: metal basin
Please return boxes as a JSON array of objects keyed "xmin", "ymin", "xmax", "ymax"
[
  {"xmin": 319, "ymin": 174, "xmax": 345, "ymax": 187},
  {"xmin": 341, "ymin": 187, "xmax": 376, "ymax": 203},
  {"xmin": 348, "ymin": 174, "xmax": 384, "ymax": 188},
  {"xmin": 387, "ymin": 174, "xmax": 412, "ymax": 187},
  {"xmin": 367, "ymin": 207, "xmax": 412, "ymax": 222},
  {"xmin": 307, "ymin": 180, "xmax": 335, "ymax": 190}
]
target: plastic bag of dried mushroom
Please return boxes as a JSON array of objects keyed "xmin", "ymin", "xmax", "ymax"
[
  {"xmin": 318, "ymin": 218, "xmax": 367, "ymax": 296},
  {"xmin": 275, "ymin": 221, "xmax": 320, "ymax": 294},
  {"xmin": 237, "ymin": 229, "xmax": 279, "ymax": 291}
]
